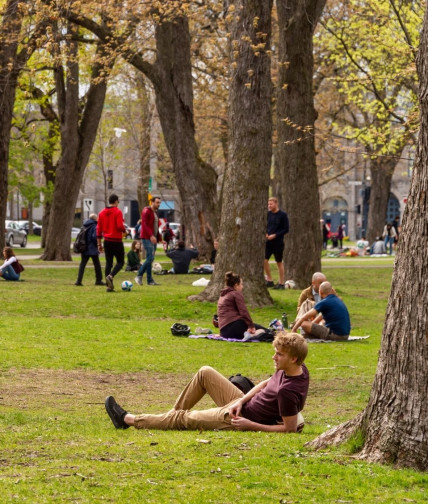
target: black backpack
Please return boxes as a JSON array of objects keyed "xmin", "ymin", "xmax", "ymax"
[
  {"xmin": 73, "ymin": 226, "xmax": 89, "ymax": 253},
  {"xmin": 228, "ymin": 374, "xmax": 255, "ymax": 394}
]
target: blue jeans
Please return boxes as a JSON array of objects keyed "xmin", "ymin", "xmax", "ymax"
[
  {"xmin": 1, "ymin": 265, "xmax": 20, "ymax": 281},
  {"xmin": 138, "ymin": 239, "xmax": 156, "ymax": 283},
  {"xmin": 384, "ymin": 236, "xmax": 394, "ymax": 255}
]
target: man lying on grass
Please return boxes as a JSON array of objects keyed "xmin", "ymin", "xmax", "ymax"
[{"xmin": 105, "ymin": 332, "xmax": 309, "ymax": 433}]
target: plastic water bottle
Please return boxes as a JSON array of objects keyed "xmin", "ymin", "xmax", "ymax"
[{"xmin": 282, "ymin": 313, "xmax": 288, "ymax": 329}]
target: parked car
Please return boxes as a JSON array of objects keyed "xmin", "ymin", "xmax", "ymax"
[
  {"xmin": 5, "ymin": 220, "xmax": 27, "ymax": 247},
  {"xmin": 17, "ymin": 220, "xmax": 42, "ymax": 236}
]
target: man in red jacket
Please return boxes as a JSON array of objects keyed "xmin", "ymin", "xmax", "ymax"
[
  {"xmin": 97, "ymin": 194, "xmax": 126, "ymax": 292},
  {"xmin": 135, "ymin": 196, "xmax": 162, "ymax": 286}
]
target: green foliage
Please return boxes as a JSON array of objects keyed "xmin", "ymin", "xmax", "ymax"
[{"xmin": 315, "ymin": 0, "xmax": 422, "ymax": 156}]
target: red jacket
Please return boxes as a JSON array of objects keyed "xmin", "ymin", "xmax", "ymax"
[
  {"xmin": 140, "ymin": 206, "xmax": 161, "ymax": 241},
  {"xmin": 96, "ymin": 206, "xmax": 125, "ymax": 242}
]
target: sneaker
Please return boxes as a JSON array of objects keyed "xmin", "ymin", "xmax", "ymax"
[
  {"xmin": 273, "ymin": 283, "xmax": 285, "ymax": 290},
  {"xmin": 106, "ymin": 275, "xmax": 114, "ymax": 291},
  {"xmin": 95, "ymin": 281, "xmax": 106, "ymax": 286},
  {"xmin": 266, "ymin": 280, "xmax": 274, "ymax": 288},
  {"xmin": 134, "ymin": 276, "xmax": 143, "ymax": 286},
  {"xmin": 105, "ymin": 396, "xmax": 129, "ymax": 429},
  {"xmin": 148, "ymin": 281, "xmax": 160, "ymax": 286},
  {"xmin": 74, "ymin": 282, "xmax": 83, "ymax": 286}
]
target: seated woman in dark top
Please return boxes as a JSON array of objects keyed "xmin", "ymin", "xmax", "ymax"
[
  {"xmin": 217, "ymin": 271, "xmax": 269, "ymax": 340},
  {"xmin": 126, "ymin": 240, "xmax": 142, "ymax": 271}
]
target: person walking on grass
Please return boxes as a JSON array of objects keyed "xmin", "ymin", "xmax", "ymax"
[
  {"xmin": 264, "ymin": 197, "xmax": 289, "ymax": 290},
  {"xmin": 75, "ymin": 214, "xmax": 104, "ymax": 287},
  {"xmin": 105, "ymin": 331, "xmax": 309, "ymax": 433},
  {"xmin": 135, "ymin": 196, "xmax": 162, "ymax": 287},
  {"xmin": 96, "ymin": 194, "xmax": 126, "ymax": 292}
]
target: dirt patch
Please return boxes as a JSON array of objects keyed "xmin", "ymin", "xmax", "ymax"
[{"xmin": 0, "ymin": 368, "xmax": 215, "ymax": 414}]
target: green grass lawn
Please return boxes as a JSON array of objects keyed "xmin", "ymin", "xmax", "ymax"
[{"xmin": 0, "ymin": 259, "xmax": 426, "ymax": 503}]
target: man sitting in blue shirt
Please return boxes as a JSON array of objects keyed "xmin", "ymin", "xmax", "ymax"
[{"xmin": 291, "ymin": 281, "xmax": 350, "ymax": 341}]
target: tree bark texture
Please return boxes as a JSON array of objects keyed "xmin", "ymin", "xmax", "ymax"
[
  {"xmin": 152, "ymin": 16, "xmax": 218, "ymax": 258},
  {"xmin": 193, "ymin": 0, "xmax": 274, "ymax": 307},
  {"xmin": 0, "ymin": 0, "xmax": 26, "ymax": 250},
  {"xmin": 366, "ymin": 156, "xmax": 398, "ymax": 243},
  {"xmin": 66, "ymin": 9, "xmax": 219, "ymax": 259},
  {"xmin": 136, "ymin": 75, "xmax": 153, "ymax": 214},
  {"xmin": 274, "ymin": 0, "xmax": 326, "ymax": 288},
  {"xmin": 309, "ymin": 8, "xmax": 428, "ymax": 470},
  {"xmin": 41, "ymin": 28, "xmax": 113, "ymax": 260}
]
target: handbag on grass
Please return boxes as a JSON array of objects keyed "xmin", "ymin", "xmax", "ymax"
[{"xmin": 12, "ymin": 260, "xmax": 24, "ymax": 274}]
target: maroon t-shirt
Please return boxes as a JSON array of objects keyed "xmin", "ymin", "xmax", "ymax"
[{"xmin": 241, "ymin": 364, "xmax": 309, "ymax": 425}]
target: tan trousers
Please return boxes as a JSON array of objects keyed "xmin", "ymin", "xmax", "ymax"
[{"xmin": 134, "ymin": 366, "xmax": 244, "ymax": 431}]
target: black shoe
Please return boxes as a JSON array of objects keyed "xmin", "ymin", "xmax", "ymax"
[
  {"xmin": 273, "ymin": 283, "xmax": 285, "ymax": 290},
  {"xmin": 105, "ymin": 396, "xmax": 129, "ymax": 429},
  {"xmin": 266, "ymin": 280, "xmax": 274, "ymax": 288},
  {"xmin": 106, "ymin": 275, "xmax": 114, "ymax": 291},
  {"xmin": 95, "ymin": 281, "xmax": 106, "ymax": 286},
  {"xmin": 148, "ymin": 281, "xmax": 160, "ymax": 286},
  {"xmin": 74, "ymin": 282, "xmax": 83, "ymax": 286}
]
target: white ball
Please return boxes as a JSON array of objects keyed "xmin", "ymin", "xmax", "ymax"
[
  {"xmin": 284, "ymin": 280, "xmax": 296, "ymax": 289},
  {"xmin": 121, "ymin": 280, "xmax": 133, "ymax": 291},
  {"xmin": 153, "ymin": 262, "xmax": 162, "ymax": 273}
]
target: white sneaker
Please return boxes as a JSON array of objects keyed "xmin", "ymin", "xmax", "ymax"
[{"xmin": 134, "ymin": 276, "xmax": 142, "ymax": 286}]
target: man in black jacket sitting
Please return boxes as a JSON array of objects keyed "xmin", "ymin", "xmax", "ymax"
[{"xmin": 166, "ymin": 241, "xmax": 199, "ymax": 274}]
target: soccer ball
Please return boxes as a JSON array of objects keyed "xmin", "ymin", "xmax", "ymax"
[
  {"xmin": 153, "ymin": 262, "xmax": 162, "ymax": 273},
  {"xmin": 121, "ymin": 280, "xmax": 133, "ymax": 291},
  {"xmin": 284, "ymin": 280, "xmax": 296, "ymax": 289}
]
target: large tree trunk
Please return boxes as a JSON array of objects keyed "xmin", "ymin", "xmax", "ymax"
[
  {"xmin": 366, "ymin": 156, "xmax": 398, "ymax": 243},
  {"xmin": 30, "ymin": 87, "xmax": 59, "ymax": 248},
  {"xmin": 41, "ymin": 27, "xmax": 113, "ymax": 260},
  {"xmin": 67, "ymin": 8, "xmax": 219, "ymax": 259},
  {"xmin": 308, "ymin": 8, "xmax": 428, "ymax": 470},
  {"xmin": 192, "ymin": 0, "xmax": 273, "ymax": 307},
  {"xmin": 0, "ymin": 0, "xmax": 26, "ymax": 250},
  {"xmin": 136, "ymin": 75, "xmax": 153, "ymax": 213},
  {"xmin": 273, "ymin": 0, "xmax": 326, "ymax": 288},
  {"xmin": 40, "ymin": 146, "xmax": 56, "ymax": 249},
  {"xmin": 152, "ymin": 15, "xmax": 218, "ymax": 258}
]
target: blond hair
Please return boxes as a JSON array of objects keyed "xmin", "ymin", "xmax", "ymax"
[{"xmin": 273, "ymin": 331, "xmax": 308, "ymax": 365}]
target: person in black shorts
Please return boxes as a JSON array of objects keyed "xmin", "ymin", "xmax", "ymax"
[{"xmin": 264, "ymin": 197, "xmax": 289, "ymax": 290}]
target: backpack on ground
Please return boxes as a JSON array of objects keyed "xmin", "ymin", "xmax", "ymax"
[
  {"xmin": 73, "ymin": 226, "xmax": 89, "ymax": 253},
  {"xmin": 228, "ymin": 374, "xmax": 255, "ymax": 394}
]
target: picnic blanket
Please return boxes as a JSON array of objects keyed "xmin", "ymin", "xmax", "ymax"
[
  {"xmin": 188, "ymin": 334, "xmax": 370, "ymax": 343},
  {"xmin": 302, "ymin": 335, "xmax": 370, "ymax": 343}
]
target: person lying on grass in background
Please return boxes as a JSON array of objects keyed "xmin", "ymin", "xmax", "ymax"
[
  {"xmin": 105, "ymin": 331, "xmax": 309, "ymax": 433},
  {"xmin": 292, "ymin": 281, "xmax": 350, "ymax": 341}
]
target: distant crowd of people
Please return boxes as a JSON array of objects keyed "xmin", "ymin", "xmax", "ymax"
[{"xmin": 321, "ymin": 215, "xmax": 401, "ymax": 256}]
